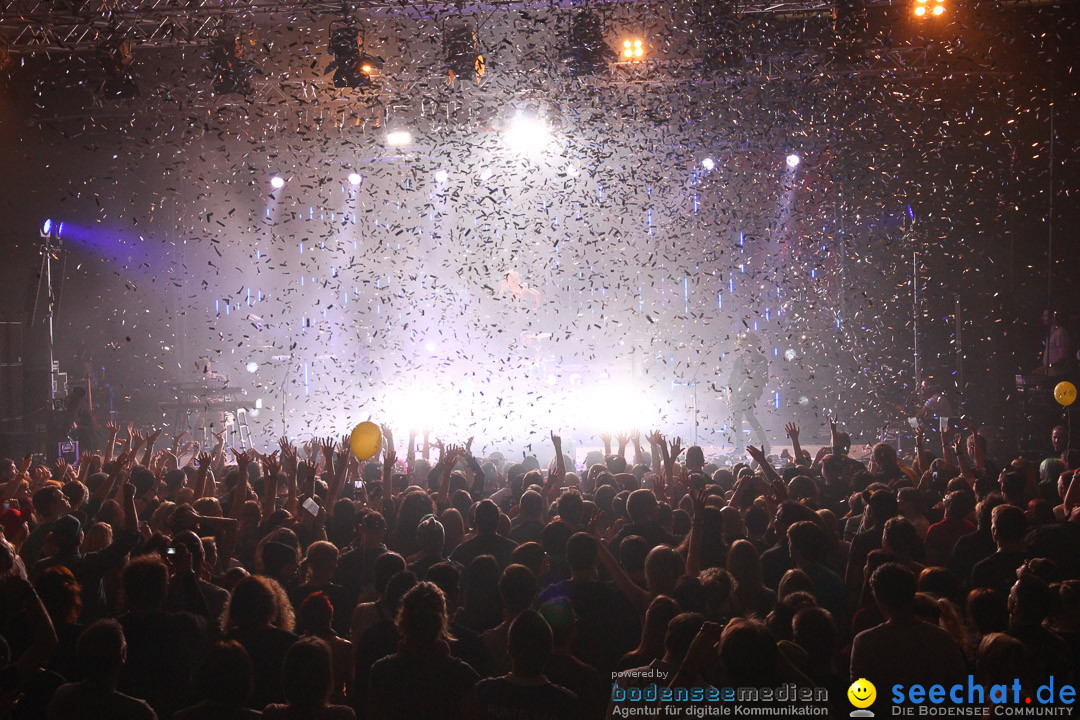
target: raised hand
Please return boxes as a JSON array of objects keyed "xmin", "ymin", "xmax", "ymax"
[
  {"xmin": 666, "ymin": 437, "xmax": 684, "ymax": 466},
  {"xmin": 147, "ymin": 427, "xmax": 163, "ymax": 444},
  {"xmin": 384, "ymin": 449, "xmax": 397, "ymax": 473},
  {"xmin": 379, "ymin": 424, "xmax": 395, "ymax": 450},
  {"xmin": 746, "ymin": 444, "xmax": 767, "ymax": 466},
  {"xmin": 17, "ymin": 453, "xmax": 32, "ymax": 476},
  {"xmin": 465, "ymin": 436, "xmax": 474, "ymax": 456},
  {"xmin": 54, "ymin": 457, "xmax": 69, "ymax": 478},
  {"xmin": 126, "ymin": 421, "xmax": 136, "ymax": 438},
  {"xmin": 106, "ymin": 421, "xmax": 120, "ymax": 436},
  {"xmin": 263, "ymin": 451, "xmax": 281, "ymax": 478},
  {"xmin": 629, "ymin": 430, "xmax": 641, "ymax": 447},
  {"xmin": 785, "ymin": 423, "xmax": 800, "ymax": 441},
  {"xmin": 828, "ymin": 415, "xmax": 838, "ymax": 435},
  {"xmin": 231, "ymin": 449, "xmax": 254, "ymax": 470},
  {"xmin": 690, "ymin": 487, "xmax": 707, "ymax": 517},
  {"xmin": 646, "ymin": 430, "xmax": 664, "ymax": 448},
  {"xmin": 550, "ymin": 432, "xmax": 562, "ymax": 449},
  {"xmin": 196, "ymin": 451, "xmax": 212, "ymax": 472}
]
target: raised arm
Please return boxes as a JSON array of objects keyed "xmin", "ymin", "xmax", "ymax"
[
  {"xmin": 104, "ymin": 421, "xmax": 120, "ymax": 465},
  {"xmin": 229, "ymin": 449, "xmax": 253, "ymax": 519},
  {"xmin": 685, "ymin": 489, "xmax": 707, "ymax": 578},
  {"xmin": 140, "ymin": 427, "xmax": 163, "ymax": 469},
  {"xmin": 630, "ymin": 431, "xmax": 645, "ymax": 467},
  {"xmin": 785, "ymin": 423, "xmax": 804, "ymax": 466}
]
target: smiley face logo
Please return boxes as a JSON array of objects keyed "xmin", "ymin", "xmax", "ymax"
[{"xmin": 848, "ymin": 678, "xmax": 876, "ymax": 709}]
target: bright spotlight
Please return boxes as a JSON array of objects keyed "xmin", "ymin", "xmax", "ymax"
[
  {"xmin": 347, "ymin": 172, "xmax": 362, "ymax": 186},
  {"xmin": 434, "ymin": 170, "xmax": 449, "ymax": 183},
  {"xmin": 702, "ymin": 158, "xmax": 715, "ymax": 171},
  {"xmin": 621, "ymin": 38, "xmax": 645, "ymax": 60},
  {"xmin": 479, "ymin": 168, "xmax": 493, "ymax": 181},
  {"xmin": 386, "ymin": 130, "xmax": 412, "ymax": 147},
  {"xmin": 504, "ymin": 114, "xmax": 550, "ymax": 154},
  {"xmin": 41, "ymin": 219, "xmax": 52, "ymax": 236},
  {"xmin": 270, "ymin": 175, "xmax": 285, "ymax": 189},
  {"xmin": 424, "ymin": 340, "xmax": 437, "ymax": 352},
  {"xmin": 914, "ymin": 5, "xmax": 926, "ymax": 14},
  {"xmin": 246, "ymin": 361, "xmax": 259, "ymax": 373},
  {"xmin": 932, "ymin": 4, "xmax": 944, "ymax": 14},
  {"xmin": 786, "ymin": 154, "xmax": 801, "ymax": 169},
  {"xmin": 783, "ymin": 348, "xmax": 797, "ymax": 361}
]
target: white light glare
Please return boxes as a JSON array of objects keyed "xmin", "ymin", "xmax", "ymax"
[
  {"xmin": 479, "ymin": 168, "xmax": 493, "ymax": 181},
  {"xmin": 702, "ymin": 158, "xmax": 715, "ymax": 171},
  {"xmin": 386, "ymin": 131, "xmax": 412, "ymax": 147},
  {"xmin": 505, "ymin": 114, "xmax": 550, "ymax": 154},
  {"xmin": 424, "ymin": 341, "xmax": 437, "ymax": 352},
  {"xmin": 786, "ymin": 154, "xmax": 801, "ymax": 169},
  {"xmin": 270, "ymin": 176, "xmax": 285, "ymax": 189},
  {"xmin": 245, "ymin": 361, "xmax": 259, "ymax": 373},
  {"xmin": 434, "ymin": 170, "xmax": 449, "ymax": 183},
  {"xmin": 347, "ymin": 172, "xmax": 362, "ymax": 186}
]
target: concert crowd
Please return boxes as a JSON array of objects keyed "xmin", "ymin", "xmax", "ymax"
[{"xmin": 0, "ymin": 412, "xmax": 1076, "ymax": 719}]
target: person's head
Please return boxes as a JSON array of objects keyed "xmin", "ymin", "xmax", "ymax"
[
  {"xmin": 727, "ymin": 539, "xmax": 763, "ymax": 591},
  {"xmin": 499, "ymin": 564, "xmax": 537, "ymax": 618},
  {"xmin": 32, "ymin": 485, "xmax": 69, "ymax": 521},
  {"xmin": 786, "ymin": 521, "xmax": 828, "ymax": 567},
  {"xmin": 871, "ymin": 562, "xmax": 916, "ymax": 618},
  {"xmin": 943, "ymin": 490, "xmax": 976, "ymax": 522},
  {"xmin": 686, "ymin": 446, "xmax": 705, "ymax": 472},
  {"xmin": 260, "ymin": 542, "xmax": 298, "ymax": 583},
  {"xmin": 196, "ymin": 641, "xmax": 253, "ymax": 707},
  {"xmin": 1008, "ymin": 574, "xmax": 1058, "ymax": 629},
  {"xmin": 977, "ymin": 633, "xmax": 1032, "ymax": 692},
  {"xmin": 872, "ymin": 443, "xmax": 899, "ymax": 472},
  {"xmin": 967, "ymin": 587, "xmax": 1008, "ymax": 637},
  {"xmin": 122, "ymin": 555, "xmax": 169, "ymax": 613},
  {"xmin": 507, "ymin": 609, "xmax": 552, "ymax": 678},
  {"xmin": 792, "ymin": 606, "xmax": 836, "ymax": 663},
  {"xmin": 510, "ymin": 542, "xmax": 549, "ymax": 579},
  {"xmin": 774, "ymin": 501, "xmax": 816, "ymax": 538},
  {"xmin": 565, "ymin": 532, "xmax": 599, "ymax": 577},
  {"xmin": 556, "ymin": 491, "xmax": 584, "ymax": 528},
  {"xmin": 719, "ymin": 618, "xmax": 778, "ymax": 686},
  {"xmin": 1052, "ymin": 425, "xmax": 1069, "ymax": 454},
  {"xmin": 866, "ymin": 489, "xmax": 898, "ymax": 526},
  {"xmin": 644, "ymin": 545, "xmax": 684, "ymax": 597},
  {"xmin": 1042, "ymin": 308, "xmax": 1057, "ymax": 327},
  {"xmin": 34, "ymin": 565, "xmax": 82, "ymax": 625},
  {"xmin": 373, "ymin": 552, "xmax": 407, "ymax": 599},
  {"xmin": 991, "ymin": 504, "xmax": 1027, "ymax": 550},
  {"xmin": 663, "ymin": 612, "xmax": 707, "ymax": 664},
  {"xmin": 415, "ymin": 515, "xmax": 445, "ymax": 557},
  {"xmin": 626, "ymin": 489, "xmax": 659, "ymax": 525},
  {"xmin": 1000, "ymin": 472, "xmax": 1028, "ymax": 506},
  {"xmin": 296, "ymin": 591, "xmax": 335, "ymax": 636},
  {"xmin": 396, "ymin": 581, "xmax": 451, "ymax": 648},
  {"xmin": 362, "ymin": 511, "xmax": 387, "ymax": 545},
  {"xmin": 882, "ymin": 517, "xmax": 924, "ymax": 562},
  {"xmin": 425, "ymin": 561, "xmax": 462, "ymax": 609},
  {"xmin": 474, "ymin": 499, "xmax": 500, "ymax": 535},
  {"xmin": 519, "ymin": 490, "xmax": 543, "ymax": 521},
  {"xmin": 51, "ymin": 514, "xmax": 83, "ymax": 553},
  {"xmin": 300, "ymin": 540, "xmax": 339, "ymax": 584},
  {"xmin": 777, "ymin": 568, "xmax": 815, "ymax": 599},
  {"xmin": 918, "ymin": 567, "xmax": 960, "ymax": 604},
  {"xmin": 223, "ymin": 575, "xmax": 295, "ymax": 634},
  {"xmin": 77, "ymin": 619, "xmax": 126, "ymax": 684},
  {"xmin": 282, "ymin": 637, "xmax": 334, "ymax": 709}
]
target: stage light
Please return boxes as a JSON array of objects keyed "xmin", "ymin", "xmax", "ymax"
[
  {"xmin": 445, "ymin": 24, "xmax": 484, "ymax": 84},
  {"xmin": 210, "ymin": 31, "xmax": 257, "ymax": 96},
  {"xmin": 479, "ymin": 168, "xmax": 493, "ymax": 181},
  {"xmin": 702, "ymin": 158, "xmax": 715, "ymax": 171},
  {"xmin": 783, "ymin": 348, "xmax": 797, "ymax": 361},
  {"xmin": 270, "ymin": 175, "xmax": 285, "ymax": 189},
  {"xmin": 786, "ymin": 153, "xmax": 801, "ymax": 169},
  {"xmin": 914, "ymin": 5, "xmax": 926, "ymax": 15},
  {"xmin": 564, "ymin": 10, "xmax": 615, "ymax": 76},
  {"xmin": 424, "ymin": 341, "xmax": 437, "ymax": 352},
  {"xmin": 915, "ymin": 0, "xmax": 946, "ymax": 17},
  {"xmin": 386, "ymin": 130, "xmax": 412, "ymax": 147},
  {"xmin": 347, "ymin": 172, "xmax": 362, "ymax": 186},
  {"xmin": 621, "ymin": 38, "xmax": 645, "ymax": 60},
  {"xmin": 246, "ymin": 361, "xmax": 259, "ymax": 373},
  {"xmin": 328, "ymin": 22, "xmax": 383, "ymax": 88},
  {"xmin": 41, "ymin": 219, "xmax": 52, "ymax": 236},
  {"xmin": 97, "ymin": 36, "xmax": 139, "ymax": 98},
  {"xmin": 434, "ymin": 170, "xmax": 449, "ymax": 183},
  {"xmin": 504, "ymin": 112, "xmax": 550, "ymax": 154},
  {"xmin": 932, "ymin": 4, "xmax": 944, "ymax": 14}
]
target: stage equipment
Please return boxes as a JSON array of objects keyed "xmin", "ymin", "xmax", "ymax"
[{"xmin": 563, "ymin": 9, "xmax": 614, "ymax": 76}]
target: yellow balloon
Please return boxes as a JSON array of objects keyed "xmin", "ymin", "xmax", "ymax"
[
  {"xmin": 349, "ymin": 422, "xmax": 382, "ymax": 461},
  {"xmin": 1055, "ymin": 381, "xmax": 1077, "ymax": 408}
]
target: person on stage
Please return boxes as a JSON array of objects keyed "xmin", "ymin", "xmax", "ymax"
[
  {"xmin": 726, "ymin": 333, "xmax": 770, "ymax": 456},
  {"xmin": 498, "ymin": 270, "xmax": 540, "ymax": 309},
  {"xmin": 1031, "ymin": 308, "xmax": 1073, "ymax": 377}
]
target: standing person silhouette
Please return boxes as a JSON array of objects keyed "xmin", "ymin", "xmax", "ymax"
[{"xmin": 727, "ymin": 333, "xmax": 769, "ymax": 456}]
